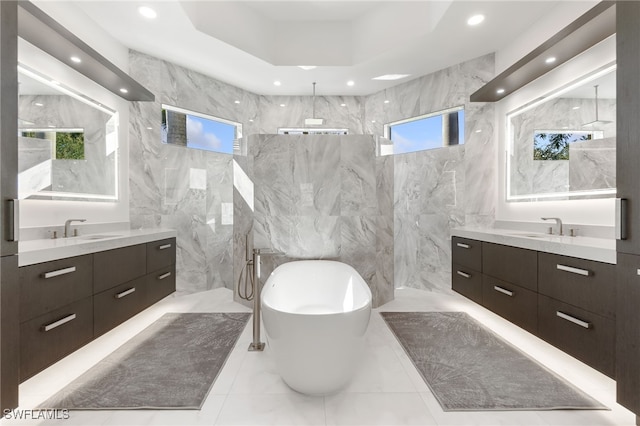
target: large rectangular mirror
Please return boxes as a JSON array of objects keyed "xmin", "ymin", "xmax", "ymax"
[
  {"xmin": 17, "ymin": 64, "xmax": 118, "ymax": 201},
  {"xmin": 506, "ymin": 64, "xmax": 616, "ymax": 201}
]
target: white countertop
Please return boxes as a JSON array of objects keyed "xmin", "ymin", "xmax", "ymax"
[
  {"xmin": 18, "ymin": 228, "xmax": 177, "ymax": 267},
  {"xmin": 451, "ymin": 227, "xmax": 616, "ymax": 264}
]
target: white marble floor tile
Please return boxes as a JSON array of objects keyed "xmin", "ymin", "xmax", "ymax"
[
  {"xmin": 325, "ymin": 392, "xmax": 437, "ymax": 426},
  {"xmin": 227, "ymin": 345, "xmax": 291, "ymax": 395},
  {"xmin": 340, "ymin": 344, "xmax": 415, "ymax": 393},
  {"xmin": 214, "ymin": 393, "xmax": 325, "ymax": 426}
]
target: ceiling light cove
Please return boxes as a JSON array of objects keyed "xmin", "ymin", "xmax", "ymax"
[
  {"xmin": 467, "ymin": 14, "xmax": 485, "ymax": 26},
  {"xmin": 138, "ymin": 6, "xmax": 157, "ymax": 19},
  {"xmin": 372, "ymin": 74, "xmax": 410, "ymax": 81}
]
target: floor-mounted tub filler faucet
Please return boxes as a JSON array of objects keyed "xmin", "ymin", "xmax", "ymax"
[
  {"xmin": 247, "ymin": 247, "xmax": 285, "ymax": 352},
  {"xmin": 541, "ymin": 217, "xmax": 563, "ymax": 236},
  {"xmin": 64, "ymin": 219, "xmax": 86, "ymax": 238}
]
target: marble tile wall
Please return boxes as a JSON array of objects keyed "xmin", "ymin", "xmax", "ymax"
[
  {"xmin": 233, "ymin": 134, "xmax": 394, "ymax": 308},
  {"xmin": 569, "ymin": 136, "xmax": 616, "ymax": 191},
  {"xmin": 364, "ymin": 54, "xmax": 497, "ymax": 293},
  {"xmin": 128, "ymin": 51, "xmax": 257, "ymax": 294},
  {"xmin": 509, "ymin": 97, "xmax": 616, "ymax": 197},
  {"xmin": 129, "ymin": 49, "xmax": 497, "ymax": 300}
]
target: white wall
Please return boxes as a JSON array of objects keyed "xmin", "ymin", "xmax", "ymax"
[
  {"xmin": 495, "ymin": 36, "xmax": 616, "ymax": 227},
  {"xmin": 19, "ymin": 2, "xmax": 131, "ymax": 229}
]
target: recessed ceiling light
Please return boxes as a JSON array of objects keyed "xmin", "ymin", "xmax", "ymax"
[
  {"xmin": 347, "ymin": 80, "xmax": 355, "ymax": 87},
  {"xmin": 372, "ymin": 74, "xmax": 410, "ymax": 81},
  {"xmin": 120, "ymin": 88, "xmax": 129, "ymax": 94},
  {"xmin": 234, "ymin": 100, "xmax": 240, "ymax": 104},
  {"xmin": 138, "ymin": 6, "xmax": 157, "ymax": 19},
  {"xmin": 298, "ymin": 66, "xmax": 317, "ymax": 70},
  {"xmin": 249, "ymin": 119, "xmax": 254, "ymax": 122},
  {"xmin": 384, "ymin": 100, "xmax": 390, "ymax": 104},
  {"xmin": 279, "ymin": 104, "xmax": 286, "ymax": 107},
  {"xmin": 34, "ymin": 102, "xmax": 44, "ymax": 107},
  {"xmin": 467, "ymin": 14, "xmax": 485, "ymax": 26},
  {"xmin": 572, "ymin": 106, "xmax": 580, "ymax": 110},
  {"xmin": 146, "ymin": 126, "xmax": 153, "ymax": 130},
  {"xmin": 475, "ymin": 129, "xmax": 482, "ymax": 133},
  {"xmin": 496, "ymin": 88, "xmax": 505, "ymax": 94},
  {"xmin": 340, "ymin": 103, "xmax": 346, "ymax": 107},
  {"xmin": 371, "ymin": 120, "xmax": 376, "ymax": 123},
  {"xmin": 274, "ymin": 80, "xmax": 281, "ymax": 86},
  {"xmin": 545, "ymin": 57, "xmax": 557, "ymax": 64},
  {"xmin": 70, "ymin": 56, "xmax": 81, "ymax": 64}
]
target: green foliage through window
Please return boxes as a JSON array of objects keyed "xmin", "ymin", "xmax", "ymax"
[
  {"xmin": 55, "ymin": 132, "xmax": 85, "ymax": 160},
  {"xmin": 533, "ymin": 131, "xmax": 592, "ymax": 160}
]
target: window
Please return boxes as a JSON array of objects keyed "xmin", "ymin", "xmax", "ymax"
[
  {"xmin": 161, "ymin": 104, "xmax": 241, "ymax": 154},
  {"xmin": 385, "ymin": 107, "xmax": 464, "ymax": 155},
  {"xmin": 20, "ymin": 129, "xmax": 85, "ymax": 160},
  {"xmin": 533, "ymin": 130, "xmax": 603, "ymax": 160}
]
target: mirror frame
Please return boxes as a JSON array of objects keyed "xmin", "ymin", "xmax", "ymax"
[{"xmin": 505, "ymin": 62, "xmax": 616, "ymax": 202}]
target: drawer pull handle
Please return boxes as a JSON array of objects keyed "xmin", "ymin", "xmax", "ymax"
[
  {"xmin": 456, "ymin": 242, "xmax": 470, "ymax": 249},
  {"xmin": 493, "ymin": 286, "xmax": 514, "ymax": 297},
  {"xmin": 158, "ymin": 272, "xmax": 172, "ymax": 280},
  {"xmin": 42, "ymin": 266, "xmax": 76, "ymax": 279},
  {"xmin": 115, "ymin": 287, "xmax": 136, "ymax": 299},
  {"xmin": 159, "ymin": 244, "xmax": 172, "ymax": 250},
  {"xmin": 556, "ymin": 311, "xmax": 592, "ymax": 329},
  {"xmin": 42, "ymin": 314, "xmax": 76, "ymax": 332},
  {"xmin": 456, "ymin": 270, "xmax": 471, "ymax": 279},
  {"xmin": 556, "ymin": 264, "xmax": 591, "ymax": 276}
]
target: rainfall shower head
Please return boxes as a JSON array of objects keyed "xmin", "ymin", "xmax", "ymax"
[
  {"xmin": 582, "ymin": 85, "xmax": 613, "ymax": 128},
  {"xmin": 304, "ymin": 82, "xmax": 324, "ymax": 126}
]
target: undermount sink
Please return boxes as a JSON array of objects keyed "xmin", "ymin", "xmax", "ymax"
[
  {"xmin": 505, "ymin": 232, "xmax": 562, "ymax": 239},
  {"xmin": 80, "ymin": 234, "xmax": 123, "ymax": 240}
]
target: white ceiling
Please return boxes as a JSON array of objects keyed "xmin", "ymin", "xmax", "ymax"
[{"xmin": 70, "ymin": 1, "xmax": 568, "ymax": 96}]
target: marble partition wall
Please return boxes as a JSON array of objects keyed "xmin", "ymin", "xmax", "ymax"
[
  {"xmin": 364, "ymin": 54, "xmax": 497, "ymax": 293},
  {"xmin": 233, "ymin": 134, "xmax": 394, "ymax": 308},
  {"xmin": 568, "ymin": 137, "xmax": 616, "ymax": 191}
]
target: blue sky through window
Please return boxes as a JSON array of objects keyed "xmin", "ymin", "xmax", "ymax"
[
  {"xmin": 390, "ymin": 110, "xmax": 464, "ymax": 154},
  {"xmin": 186, "ymin": 115, "xmax": 235, "ymax": 154}
]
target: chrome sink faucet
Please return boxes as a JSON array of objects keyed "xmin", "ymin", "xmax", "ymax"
[
  {"xmin": 64, "ymin": 219, "xmax": 86, "ymax": 238},
  {"xmin": 541, "ymin": 217, "xmax": 563, "ymax": 236}
]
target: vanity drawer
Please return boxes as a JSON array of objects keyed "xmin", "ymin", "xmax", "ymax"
[
  {"xmin": 20, "ymin": 296, "xmax": 93, "ymax": 381},
  {"xmin": 538, "ymin": 252, "xmax": 615, "ymax": 319},
  {"xmin": 146, "ymin": 264, "xmax": 176, "ymax": 307},
  {"xmin": 20, "ymin": 254, "xmax": 93, "ymax": 322},
  {"xmin": 93, "ymin": 277, "xmax": 147, "ymax": 337},
  {"xmin": 482, "ymin": 242, "xmax": 537, "ymax": 291},
  {"xmin": 538, "ymin": 294, "xmax": 615, "ymax": 378},
  {"xmin": 451, "ymin": 237, "xmax": 481, "ymax": 271},
  {"xmin": 452, "ymin": 264, "xmax": 482, "ymax": 304},
  {"xmin": 94, "ymin": 244, "xmax": 146, "ymax": 293},
  {"xmin": 146, "ymin": 238, "xmax": 176, "ymax": 273},
  {"xmin": 482, "ymin": 276, "xmax": 537, "ymax": 334}
]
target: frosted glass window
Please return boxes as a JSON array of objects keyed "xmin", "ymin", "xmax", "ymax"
[
  {"xmin": 386, "ymin": 107, "xmax": 464, "ymax": 154},
  {"xmin": 161, "ymin": 104, "xmax": 240, "ymax": 154}
]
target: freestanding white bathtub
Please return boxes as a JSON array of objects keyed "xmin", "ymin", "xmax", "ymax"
[{"xmin": 261, "ymin": 260, "xmax": 372, "ymax": 395}]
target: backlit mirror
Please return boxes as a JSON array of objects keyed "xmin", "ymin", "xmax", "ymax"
[
  {"xmin": 506, "ymin": 64, "xmax": 616, "ymax": 201},
  {"xmin": 17, "ymin": 65, "xmax": 118, "ymax": 201}
]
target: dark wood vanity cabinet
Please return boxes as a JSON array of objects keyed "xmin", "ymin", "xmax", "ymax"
[
  {"xmin": 452, "ymin": 237, "xmax": 616, "ymax": 378},
  {"xmin": 451, "ymin": 237, "xmax": 483, "ymax": 304},
  {"xmin": 19, "ymin": 237, "xmax": 176, "ymax": 381},
  {"xmin": 616, "ymin": 1, "xmax": 640, "ymax": 419}
]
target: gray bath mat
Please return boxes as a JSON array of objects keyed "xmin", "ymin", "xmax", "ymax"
[
  {"xmin": 380, "ymin": 311, "xmax": 608, "ymax": 411},
  {"xmin": 39, "ymin": 312, "xmax": 250, "ymax": 410}
]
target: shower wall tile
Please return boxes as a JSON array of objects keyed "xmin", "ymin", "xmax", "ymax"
[{"xmin": 367, "ymin": 54, "xmax": 496, "ymax": 294}]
